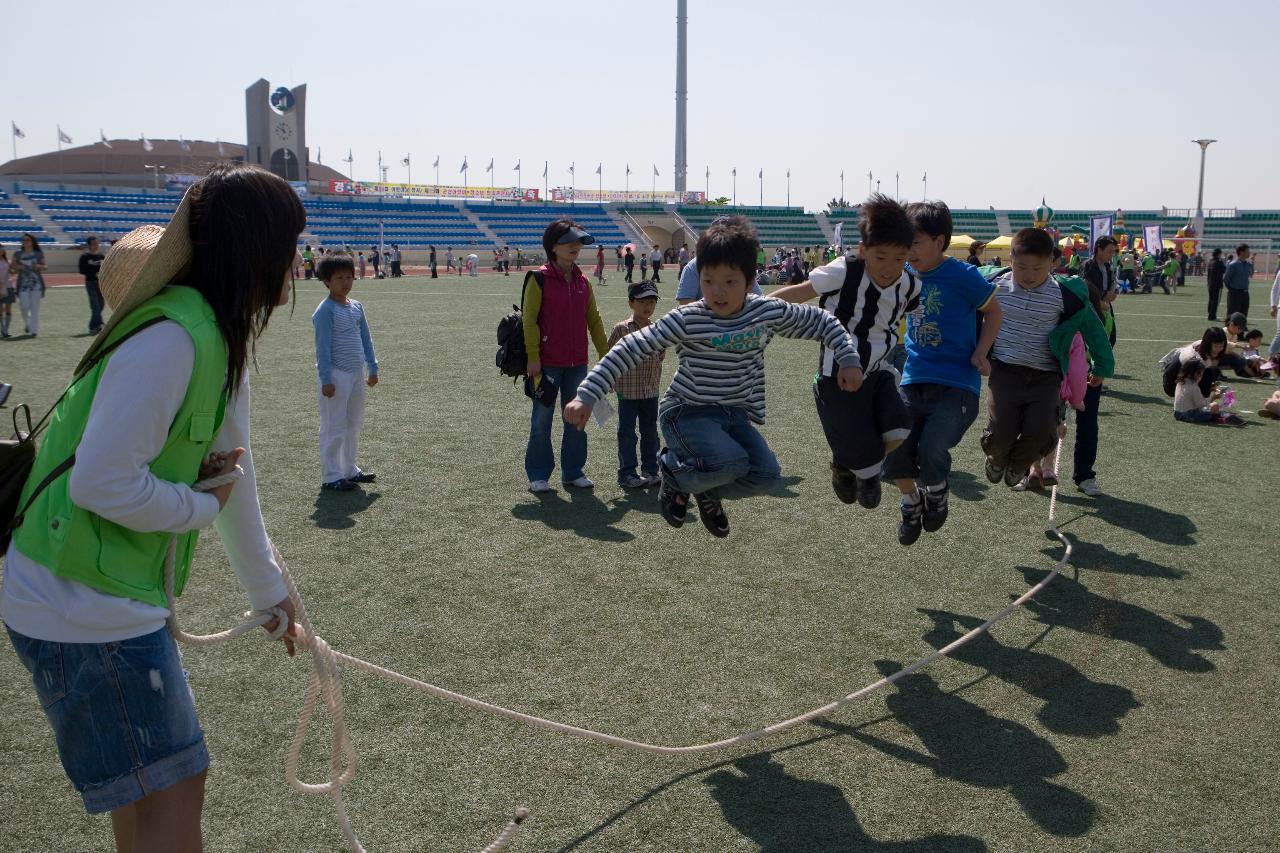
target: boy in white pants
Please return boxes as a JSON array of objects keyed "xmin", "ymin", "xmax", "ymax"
[{"xmin": 313, "ymin": 252, "xmax": 380, "ymax": 490}]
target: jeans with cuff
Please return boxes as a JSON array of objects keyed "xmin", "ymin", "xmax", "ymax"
[
  {"xmin": 660, "ymin": 404, "xmax": 780, "ymax": 499},
  {"xmin": 883, "ymin": 383, "xmax": 980, "ymax": 487},
  {"xmin": 617, "ymin": 396, "xmax": 660, "ymax": 482},
  {"xmin": 525, "ymin": 364, "xmax": 589, "ymax": 482}
]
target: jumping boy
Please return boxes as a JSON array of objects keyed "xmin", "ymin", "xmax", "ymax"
[
  {"xmin": 607, "ymin": 281, "xmax": 666, "ymax": 488},
  {"xmin": 883, "ymin": 201, "xmax": 1003, "ymax": 545},
  {"xmin": 564, "ymin": 216, "xmax": 863, "ymax": 538},
  {"xmin": 982, "ymin": 228, "xmax": 1113, "ymax": 489},
  {"xmin": 313, "ymin": 252, "xmax": 380, "ymax": 491},
  {"xmin": 771, "ymin": 194, "xmax": 920, "ymax": 514}
]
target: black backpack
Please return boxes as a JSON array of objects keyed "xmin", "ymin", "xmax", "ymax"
[{"xmin": 495, "ymin": 271, "xmax": 544, "ymax": 379}]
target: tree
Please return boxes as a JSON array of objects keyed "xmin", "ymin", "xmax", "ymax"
[
  {"xmin": 826, "ymin": 197, "xmax": 852, "ymax": 213},
  {"xmin": 707, "ymin": 196, "xmax": 731, "ymax": 206}
]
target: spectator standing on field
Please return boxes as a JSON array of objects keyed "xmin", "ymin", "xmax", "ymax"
[
  {"xmin": 1224, "ymin": 243, "xmax": 1253, "ymax": 324},
  {"xmin": 79, "ymin": 236, "xmax": 106, "ymax": 334}
]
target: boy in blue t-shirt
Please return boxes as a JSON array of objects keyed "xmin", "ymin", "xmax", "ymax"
[
  {"xmin": 883, "ymin": 202, "xmax": 1002, "ymax": 545},
  {"xmin": 313, "ymin": 252, "xmax": 380, "ymax": 491}
]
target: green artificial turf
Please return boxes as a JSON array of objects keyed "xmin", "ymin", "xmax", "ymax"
[{"xmin": 1, "ymin": 274, "xmax": 1277, "ymax": 852}]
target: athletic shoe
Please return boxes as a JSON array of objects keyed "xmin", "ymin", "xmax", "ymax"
[
  {"xmin": 984, "ymin": 456, "xmax": 1005, "ymax": 484},
  {"xmin": 619, "ymin": 473, "xmax": 649, "ymax": 489},
  {"xmin": 528, "ymin": 479, "xmax": 554, "ymax": 493},
  {"xmin": 658, "ymin": 465, "xmax": 688, "ymax": 528},
  {"xmin": 641, "ymin": 472, "xmax": 661, "ymax": 487},
  {"xmin": 564, "ymin": 476, "xmax": 594, "ymax": 489},
  {"xmin": 1076, "ymin": 478, "xmax": 1104, "ymax": 497},
  {"xmin": 1011, "ymin": 474, "xmax": 1035, "ymax": 493},
  {"xmin": 1004, "ymin": 466, "xmax": 1026, "ymax": 488},
  {"xmin": 351, "ymin": 470, "xmax": 377, "ymax": 483},
  {"xmin": 322, "ymin": 479, "xmax": 356, "ymax": 492},
  {"xmin": 0, "ymin": 382, "xmax": 11, "ymax": 406},
  {"xmin": 922, "ymin": 484, "xmax": 949, "ymax": 533},
  {"xmin": 830, "ymin": 464, "xmax": 858, "ymax": 504},
  {"xmin": 694, "ymin": 492, "xmax": 730, "ymax": 538},
  {"xmin": 855, "ymin": 475, "xmax": 882, "ymax": 509},
  {"xmin": 898, "ymin": 490, "xmax": 925, "ymax": 546}
]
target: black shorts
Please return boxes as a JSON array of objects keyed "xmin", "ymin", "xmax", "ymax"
[{"xmin": 813, "ymin": 369, "xmax": 911, "ymax": 477}]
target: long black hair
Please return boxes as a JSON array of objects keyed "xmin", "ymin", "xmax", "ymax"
[
  {"xmin": 1193, "ymin": 326, "xmax": 1227, "ymax": 361},
  {"xmin": 184, "ymin": 164, "xmax": 306, "ymax": 391}
]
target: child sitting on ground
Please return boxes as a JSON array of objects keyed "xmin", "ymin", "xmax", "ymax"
[
  {"xmin": 1173, "ymin": 357, "xmax": 1243, "ymax": 425},
  {"xmin": 564, "ymin": 217, "xmax": 862, "ymax": 538},
  {"xmin": 770, "ymin": 194, "xmax": 920, "ymax": 517},
  {"xmin": 313, "ymin": 252, "xmax": 380, "ymax": 491},
  {"xmin": 982, "ymin": 229, "xmax": 1114, "ymax": 488},
  {"xmin": 608, "ymin": 282, "xmax": 666, "ymax": 488}
]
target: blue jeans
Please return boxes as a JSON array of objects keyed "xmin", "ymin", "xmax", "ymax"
[
  {"xmin": 660, "ymin": 404, "xmax": 781, "ymax": 499},
  {"xmin": 85, "ymin": 281, "xmax": 104, "ymax": 330},
  {"xmin": 6, "ymin": 625, "xmax": 208, "ymax": 814},
  {"xmin": 524, "ymin": 364, "xmax": 589, "ymax": 482},
  {"xmin": 883, "ymin": 383, "xmax": 980, "ymax": 487},
  {"xmin": 617, "ymin": 396, "xmax": 660, "ymax": 481}
]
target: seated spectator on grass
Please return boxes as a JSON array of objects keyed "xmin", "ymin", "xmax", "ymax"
[{"xmin": 1172, "ymin": 357, "xmax": 1243, "ymax": 425}]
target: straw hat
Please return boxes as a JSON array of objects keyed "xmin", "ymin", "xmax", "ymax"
[{"xmin": 77, "ymin": 190, "xmax": 194, "ymax": 372}]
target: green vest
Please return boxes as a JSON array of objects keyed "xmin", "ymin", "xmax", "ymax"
[{"xmin": 14, "ymin": 286, "xmax": 229, "ymax": 608}]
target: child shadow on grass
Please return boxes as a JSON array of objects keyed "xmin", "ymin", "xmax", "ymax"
[
  {"xmin": 1051, "ymin": 492, "xmax": 1197, "ymax": 546},
  {"xmin": 512, "ymin": 488, "xmax": 636, "ymax": 543},
  {"xmin": 309, "ymin": 488, "xmax": 380, "ymax": 530}
]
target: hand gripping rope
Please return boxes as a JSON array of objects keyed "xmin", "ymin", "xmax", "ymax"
[{"xmin": 179, "ymin": 437, "xmax": 1071, "ymax": 852}]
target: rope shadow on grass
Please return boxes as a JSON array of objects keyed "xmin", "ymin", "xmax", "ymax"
[
  {"xmin": 309, "ymin": 489, "xmax": 381, "ymax": 530},
  {"xmin": 1050, "ymin": 493, "xmax": 1197, "ymax": 546},
  {"xmin": 1016, "ymin": 567, "xmax": 1225, "ymax": 673},
  {"xmin": 824, "ymin": 660, "xmax": 1098, "ymax": 838},
  {"xmin": 511, "ymin": 489, "xmax": 636, "ymax": 543}
]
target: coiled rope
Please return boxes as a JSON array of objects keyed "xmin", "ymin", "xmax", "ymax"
[{"xmin": 178, "ymin": 437, "xmax": 1070, "ymax": 851}]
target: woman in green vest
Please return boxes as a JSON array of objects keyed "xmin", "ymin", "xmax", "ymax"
[{"xmin": 3, "ymin": 164, "xmax": 306, "ymax": 852}]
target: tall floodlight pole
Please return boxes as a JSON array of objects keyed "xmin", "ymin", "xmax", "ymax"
[
  {"xmin": 1192, "ymin": 139, "xmax": 1216, "ymax": 234},
  {"xmin": 674, "ymin": 0, "xmax": 688, "ymax": 197},
  {"xmin": 840, "ymin": 171, "xmax": 844, "ymax": 203}
]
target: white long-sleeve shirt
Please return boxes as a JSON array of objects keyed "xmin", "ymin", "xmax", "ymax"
[
  {"xmin": 1, "ymin": 321, "xmax": 288, "ymax": 643},
  {"xmin": 1271, "ymin": 269, "xmax": 1280, "ymax": 310}
]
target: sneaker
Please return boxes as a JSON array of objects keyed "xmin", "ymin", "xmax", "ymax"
[
  {"xmin": 830, "ymin": 464, "xmax": 858, "ymax": 504},
  {"xmin": 641, "ymin": 472, "xmax": 661, "ymax": 487},
  {"xmin": 898, "ymin": 489, "xmax": 925, "ymax": 546},
  {"xmin": 322, "ymin": 479, "xmax": 356, "ymax": 491},
  {"xmin": 984, "ymin": 456, "xmax": 1005, "ymax": 484},
  {"xmin": 855, "ymin": 475, "xmax": 882, "ymax": 509},
  {"xmin": 528, "ymin": 479, "xmax": 554, "ymax": 493},
  {"xmin": 1004, "ymin": 466, "xmax": 1026, "ymax": 488},
  {"xmin": 693, "ymin": 492, "xmax": 730, "ymax": 538},
  {"xmin": 564, "ymin": 476, "xmax": 594, "ymax": 489},
  {"xmin": 658, "ymin": 465, "xmax": 689, "ymax": 528},
  {"xmin": 1011, "ymin": 474, "xmax": 1035, "ymax": 493},
  {"xmin": 1076, "ymin": 478, "xmax": 1104, "ymax": 497},
  {"xmin": 0, "ymin": 382, "xmax": 10, "ymax": 406},
  {"xmin": 619, "ymin": 473, "xmax": 649, "ymax": 489},
  {"xmin": 351, "ymin": 470, "xmax": 377, "ymax": 483},
  {"xmin": 921, "ymin": 484, "xmax": 949, "ymax": 533}
]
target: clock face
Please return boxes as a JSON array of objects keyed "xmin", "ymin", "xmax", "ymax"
[{"xmin": 274, "ymin": 121, "xmax": 293, "ymax": 142}]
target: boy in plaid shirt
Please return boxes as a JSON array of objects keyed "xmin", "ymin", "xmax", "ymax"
[{"xmin": 608, "ymin": 281, "xmax": 666, "ymax": 487}]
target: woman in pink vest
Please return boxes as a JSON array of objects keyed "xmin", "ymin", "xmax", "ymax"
[{"xmin": 521, "ymin": 219, "xmax": 610, "ymax": 492}]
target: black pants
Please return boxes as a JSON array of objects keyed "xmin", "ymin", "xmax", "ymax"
[
  {"xmin": 625, "ymin": 264, "xmax": 634, "ymax": 282},
  {"xmin": 1207, "ymin": 283, "xmax": 1222, "ymax": 319},
  {"xmin": 1072, "ymin": 382, "xmax": 1102, "ymax": 485},
  {"xmin": 981, "ymin": 359, "xmax": 1062, "ymax": 474},
  {"xmin": 430, "ymin": 263, "xmax": 438, "ymax": 279},
  {"xmin": 651, "ymin": 262, "xmax": 662, "ymax": 283},
  {"xmin": 1226, "ymin": 289, "xmax": 1249, "ymax": 325},
  {"xmin": 813, "ymin": 371, "xmax": 910, "ymax": 478},
  {"xmin": 390, "ymin": 261, "xmax": 402, "ymax": 277}
]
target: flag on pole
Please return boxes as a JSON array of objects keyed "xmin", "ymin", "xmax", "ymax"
[
  {"xmin": 179, "ymin": 136, "xmax": 191, "ymax": 152},
  {"xmin": 218, "ymin": 139, "xmax": 226, "ymax": 157},
  {"xmin": 758, "ymin": 168, "xmax": 762, "ymax": 179},
  {"xmin": 1089, "ymin": 214, "xmax": 1115, "ymax": 250},
  {"xmin": 840, "ymin": 170, "xmax": 844, "ymax": 180},
  {"xmin": 317, "ymin": 147, "xmax": 321, "ymax": 164},
  {"xmin": 595, "ymin": 162, "xmax": 601, "ymax": 175},
  {"xmin": 486, "ymin": 157, "xmax": 493, "ymax": 172},
  {"xmin": 432, "ymin": 155, "xmax": 439, "ymax": 168},
  {"xmin": 568, "ymin": 162, "xmax": 575, "ymax": 174},
  {"xmin": 653, "ymin": 164, "xmax": 659, "ymax": 176},
  {"xmin": 833, "ymin": 222, "xmax": 844, "ymax": 248},
  {"xmin": 626, "ymin": 163, "xmax": 632, "ymax": 176},
  {"xmin": 542, "ymin": 161, "xmax": 548, "ymax": 178},
  {"xmin": 100, "ymin": 130, "xmax": 112, "ymax": 148},
  {"xmin": 401, "ymin": 155, "xmax": 410, "ymax": 167},
  {"xmin": 344, "ymin": 149, "xmax": 353, "ymax": 164},
  {"xmin": 460, "ymin": 157, "xmax": 468, "ymax": 173},
  {"xmin": 706, "ymin": 166, "xmax": 710, "ymax": 178},
  {"xmin": 513, "ymin": 159, "xmax": 520, "ymax": 170},
  {"xmin": 11, "ymin": 121, "xmax": 24, "ymax": 139},
  {"xmin": 786, "ymin": 169, "xmax": 790, "ymax": 179},
  {"xmin": 142, "ymin": 135, "xmax": 153, "ymax": 152},
  {"xmin": 57, "ymin": 126, "xmax": 72, "ymax": 145},
  {"xmin": 1143, "ymin": 223, "xmax": 1163, "ymax": 254},
  {"xmin": 732, "ymin": 168, "xmax": 737, "ymax": 177}
]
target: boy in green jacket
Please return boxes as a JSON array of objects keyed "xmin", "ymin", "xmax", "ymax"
[{"xmin": 981, "ymin": 229, "xmax": 1114, "ymax": 487}]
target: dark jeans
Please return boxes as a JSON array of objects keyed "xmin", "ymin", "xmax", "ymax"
[
  {"xmin": 1207, "ymin": 284, "xmax": 1222, "ymax": 319},
  {"xmin": 617, "ymin": 396, "xmax": 660, "ymax": 480},
  {"xmin": 625, "ymin": 265, "xmax": 634, "ymax": 282},
  {"xmin": 1174, "ymin": 409, "xmax": 1216, "ymax": 424},
  {"xmin": 981, "ymin": 359, "xmax": 1062, "ymax": 474},
  {"xmin": 1073, "ymin": 382, "xmax": 1102, "ymax": 485},
  {"xmin": 524, "ymin": 364, "xmax": 589, "ymax": 482},
  {"xmin": 883, "ymin": 383, "xmax": 981, "ymax": 487},
  {"xmin": 85, "ymin": 280, "xmax": 104, "ymax": 330},
  {"xmin": 660, "ymin": 404, "xmax": 781, "ymax": 499},
  {"xmin": 1226, "ymin": 288, "xmax": 1249, "ymax": 325},
  {"xmin": 651, "ymin": 262, "xmax": 662, "ymax": 283}
]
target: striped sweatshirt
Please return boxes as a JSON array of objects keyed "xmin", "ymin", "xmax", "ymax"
[{"xmin": 575, "ymin": 295, "xmax": 859, "ymax": 424}]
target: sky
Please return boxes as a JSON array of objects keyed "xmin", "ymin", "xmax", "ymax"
[{"xmin": 6, "ymin": 0, "xmax": 1278, "ymax": 212}]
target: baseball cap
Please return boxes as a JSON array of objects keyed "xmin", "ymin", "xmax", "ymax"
[
  {"xmin": 557, "ymin": 225, "xmax": 595, "ymax": 246},
  {"xmin": 627, "ymin": 282, "xmax": 659, "ymax": 300},
  {"xmin": 1227, "ymin": 312, "xmax": 1247, "ymax": 329}
]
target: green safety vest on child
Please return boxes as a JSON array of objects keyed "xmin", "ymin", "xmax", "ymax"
[{"xmin": 13, "ymin": 285, "xmax": 229, "ymax": 608}]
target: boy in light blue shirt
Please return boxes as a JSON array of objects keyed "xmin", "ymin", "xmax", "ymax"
[{"xmin": 313, "ymin": 252, "xmax": 380, "ymax": 491}]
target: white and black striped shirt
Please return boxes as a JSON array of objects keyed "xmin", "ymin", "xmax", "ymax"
[
  {"xmin": 575, "ymin": 295, "xmax": 859, "ymax": 424},
  {"xmin": 991, "ymin": 273, "xmax": 1063, "ymax": 371},
  {"xmin": 809, "ymin": 256, "xmax": 919, "ymax": 377}
]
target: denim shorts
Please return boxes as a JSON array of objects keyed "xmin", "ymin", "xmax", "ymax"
[{"xmin": 6, "ymin": 625, "xmax": 209, "ymax": 813}]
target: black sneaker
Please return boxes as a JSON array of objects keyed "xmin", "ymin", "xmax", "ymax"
[
  {"xmin": 1004, "ymin": 466, "xmax": 1026, "ymax": 488},
  {"xmin": 694, "ymin": 492, "xmax": 730, "ymax": 538},
  {"xmin": 984, "ymin": 456, "xmax": 1005, "ymax": 484},
  {"xmin": 898, "ymin": 490, "xmax": 924, "ymax": 546},
  {"xmin": 855, "ymin": 475, "xmax": 882, "ymax": 509},
  {"xmin": 658, "ymin": 463, "xmax": 688, "ymax": 528},
  {"xmin": 830, "ymin": 464, "xmax": 857, "ymax": 504},
  {"xmin": 351, "ymin": 470, "xmax": 377, "ymax": 483},
  {"xmin": 922, "ymin": 484, "xmax": 949, "ymax": 532},
  {"xmin": 322, "ymin": 479, "xmax": 357, "ymax": 491}
]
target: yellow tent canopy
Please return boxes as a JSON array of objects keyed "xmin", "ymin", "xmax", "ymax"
[
  {"xmin": 984, "ymin": 234, "xmax": 1014, "ymax": 251},
  {"xmin": 946, "ymin": 234, "xmax": 980, "ymax": 253}
]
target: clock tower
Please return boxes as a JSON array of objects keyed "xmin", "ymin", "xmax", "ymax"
[{"xmin": 245, "ymin": 78, "xmax": 308, "ymax": 183}]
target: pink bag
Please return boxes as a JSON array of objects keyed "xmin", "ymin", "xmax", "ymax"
[{"xmin": 1060, "ymin": 332, "xmax": 1088, "ymax": 410}]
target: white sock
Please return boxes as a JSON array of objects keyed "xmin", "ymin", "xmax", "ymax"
[{"xmin": 925, "ymin": 482, "xmax": 947, "ymax": 493}]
